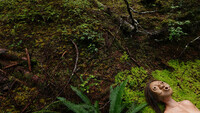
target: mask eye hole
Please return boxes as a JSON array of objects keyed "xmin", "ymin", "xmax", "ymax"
[{"xmin": 153, "ymin": 86, "xmax": 157, "ymax": 91}]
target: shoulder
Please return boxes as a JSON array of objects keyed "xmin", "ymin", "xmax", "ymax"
[
  {"xmin": 180, "ymin": 100, "xmax": 197, "ymax": 108},
  {"xmin": 180, "ymin": 100, "xmax": 193, "ymax": 105}
]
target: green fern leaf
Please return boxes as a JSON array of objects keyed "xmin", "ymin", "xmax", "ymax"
[
  {"xmin": 70, "ymin": 86, "xmax": 92, "ymax": 105},
  {"xmin": 109, "ymin": 79, "xmax": 128, "ymax": 113},
  {"xmin": 57, "ymin": 97, "xmax": 89, "ymax": 113},
  {"xmin": 126, "ymin": 102, "xmax": 147, "ymax": 113}
]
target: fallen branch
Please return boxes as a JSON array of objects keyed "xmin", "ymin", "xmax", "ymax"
[
  {"xmin": 3, "ymin": 62, "xmax": 18, "ymax": 69},
  {"xmin": 123, "ymin": 0, "xmax": 136, "ymax": 28},
  {"xmin": 125, "ymin": 47, "xmax": 141, "ymax": 67},
  {"xmin": 130, "ymin": 7, "xmax": 156, "ymax": 14},
  {"xmin": 25, "ymin": 48, "xmax": 31, "ymax": 72},
  {"xmin": 56, "ymin": 39, "xmax": 79, "ymax": 97},
  {"xmin": 178, "ymin": 36, "xmax": 200, "ymax": 57},
  {"xmin": 89, "ymin": 0, "xmax": 136, "ymax": 33}
]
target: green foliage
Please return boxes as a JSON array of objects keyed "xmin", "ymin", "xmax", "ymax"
[
  {"xmin": 0, "ymin": 0, "xmax": 61, "ymax": 24},
  {"xmin": 37, "ymin": 85, "xmax": 99, "ymax": 113},
  {"xmin": 115, "ymin": 67, "xmax": 148, "ymax": 104},
  {"xmin": 152, "ymin": 60, "xmax": 200, "ymax": 108},
  {"xmin": 120, "ymin": 52, "xmax": 129, "ymax": 63},
  {"xmin": 63, "ymin": 0, "xmax": 91, "ymax": 15},
  {"xmin": 71, "ymin": 86, "xmax": 92, "ymax": 105},
  {"xmin": 168, "ymin": 20, "xmax": 190, "ymax": 41},
  {"xmin": 115, "ymin": 60, "xmax": 200, "ymax": 112},
  {"xmin": 109, "ymin": 79, "xmax": 128, "ymax": 113},
  {"xmin": 79, "ymin": 74, "xmax": 100, "ymax": 93},
  {"xmin": 37, "ymin": 80, "xmax": 147, "ymax": 113}
]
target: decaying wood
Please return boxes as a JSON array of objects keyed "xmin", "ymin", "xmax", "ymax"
[
  {"xmin": 130, "ymin": 7, "xmax": 156, "ymax": 14},
  {"xmin": 25, "ymin": 48, "xmax": 31, "ymax": 72},
  {"xmin": 123, "ymin": 0, "xmax": 137, "ymax": 30},
  {"xmin": 89, "ymin": 0, "xmax": 136, "ymax": 33}
]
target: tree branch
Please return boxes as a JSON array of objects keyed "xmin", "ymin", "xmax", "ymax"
[
  {"xmin": 178, "ymin": 36, "xmax": 200, "ymax": 57},
  {"xmin": 89, "ymin": 0, "xmax": 136, "ymax": 33},
  {"xmin": 130, "ymin": 7, "xmax": 156, "ymax": 14}
]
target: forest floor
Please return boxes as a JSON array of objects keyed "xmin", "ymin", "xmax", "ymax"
[{"xmin": 0, "ymin": 0, "xmax": 199, "ymax": 112}]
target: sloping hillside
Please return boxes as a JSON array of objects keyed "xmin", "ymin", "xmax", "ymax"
[{"xmin": 0, "ymin": 0, "xmax": 199, "ymax": 112}]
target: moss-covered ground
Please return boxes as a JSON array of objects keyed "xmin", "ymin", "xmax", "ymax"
[{"xmin": 0, "ymin": 0, "xmax": 199, "ymax": 112}]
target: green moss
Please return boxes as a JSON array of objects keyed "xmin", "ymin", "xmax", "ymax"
[
  {"xmin": 115, "ymin": 67, "xmax": 148, "ymax": 104},
  {"xmin": 153, "ymin": 60, "xmax": 200, "ymax": 109},
  {"xmin": 115, "ymin": 60, "xmax": 200, "ymax": 113}
]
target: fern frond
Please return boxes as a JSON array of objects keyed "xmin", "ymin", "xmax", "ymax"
[
  {"xmin": 57, "ymin": 97, "xmax": 89, "ymax": 113},
  {"xmin": 109, "ymin": 79, "xmax": 128, "ymax": 113},
  {"xmin": 71, "ymin": 86, "xmax": 92, "ymax": 105},
  {"xmin": 126, "ymin": 102, "xmax": 147, "ymax": 113}
]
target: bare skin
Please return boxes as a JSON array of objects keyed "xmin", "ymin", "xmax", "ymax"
[{"xmin": 150, "ymin": 81, "xmax": 200, "ymax": 113}]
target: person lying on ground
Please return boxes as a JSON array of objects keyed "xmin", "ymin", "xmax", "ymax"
[{"xmin": 144, "ymin": 80, "xmax": 200, "ymax": 113}]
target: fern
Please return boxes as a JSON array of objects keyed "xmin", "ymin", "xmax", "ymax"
[
  {"xmin": 36, "ymin": 80, "xmax": 147, "ymax": 113},
  {"xmin": 109, "ymin": 79, "xmax": 128, "ymax": 113},
  {"xmin": 57, "ymin": 97, "xmax": 89, "ymax": 113},
  {"xmin": 126, "ymin": 102, "xmax": 147, "ymax": 113},
  {"xmin": 70, "ymin": 86, "xmax": 92, "ymax": 105}
]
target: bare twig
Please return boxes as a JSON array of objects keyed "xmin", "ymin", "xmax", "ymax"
[
  {"xmin": 130, "ymin": 7, "xmax": 156, "ymax": 14},
  {"xmin": 56, "ymin": 39, "xmax": 79, "ymax": 97},
  {"xmin": 25, "ymin": 48, "xmax": 31, "ymax": 72},
  {"xmin": 3, "ymin": 62, "xmax": 18, "ymax": 69},
  {"xmin": 70, "ymin": 39, "xmax": 79, "ymax": 77},
  {"xmin": 0, "ymin": 69, "xmax": 6, "ymax": 74},
  {"xmin": 178, "ymin": 36, "xmax": 200, "ymax": 57},
  {"xmin": 125, "ymin": 47, "xmax": 141, "ymax": 67},
  {"xmin": 61, "ymin": 51, "xmax": 68, "ymax": 58},
  {"xmin": 100, "ymin": 100, "xmax": 110, "ymax": 110}
]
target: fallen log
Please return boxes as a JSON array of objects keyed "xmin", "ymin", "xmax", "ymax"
[{"xmin": 89, "ymin": 0, "xmax": 136, "ymax": 33}]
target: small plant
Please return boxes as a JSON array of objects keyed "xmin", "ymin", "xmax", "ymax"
[
  {"xmin": 79, "ymin": 74, "xmax": 100, "ymax": 93},
  {"xmin": 120, "ymin": 52, "xmax": 129, "ymax": 63},
  {"xmin": 168, "ymin": 20, "xmax": 190, "ymax": 41},
  {"xmin": 35, "ymin": 80, "xmax": 147, "ymax": 113}
]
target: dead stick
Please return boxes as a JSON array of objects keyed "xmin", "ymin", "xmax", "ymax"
[
  {"xmin": 178, "ymin": 36, "xmax": 200, "ymax": 57},
  {"xmin": 125, "ymin": 47, "xmax": 141, "ymax": 67},
  {"xmin": 3, "ymin": 62, "xmax": 18, "ymax": 69},
  {"xmin": 61, "ymin": 51, "xmax": 68, "ymax": 58},
  {"xmin": 130, "ymin": 7, "xmax": 156, "ymax": 14},
  {"xmin": 56, "ymin": 39, "xmax": 79, "ymax": 97},
  {"xmin": 25, "ymin": 48, "xmax": 31, "ymax": 72}
]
